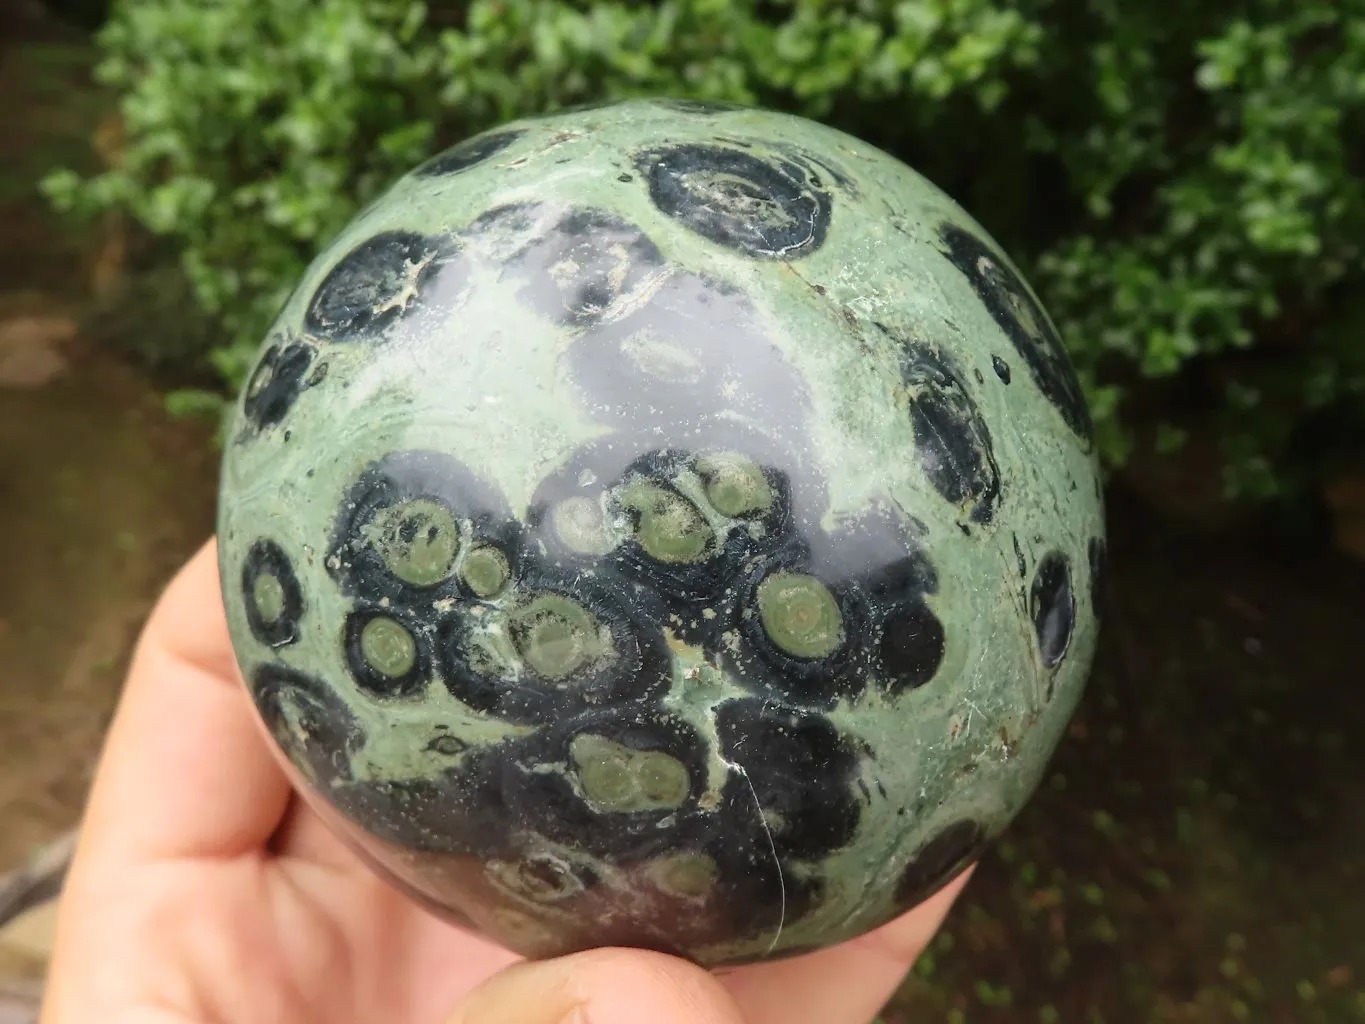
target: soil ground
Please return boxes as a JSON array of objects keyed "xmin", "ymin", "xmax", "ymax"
[
  {"xmin": 0, "ymin": 3, "xmax": 218, "ymax": 985},
  {"xmin": 1, "ymin": 6, "xmax": 1362, "ymax": 1022}
]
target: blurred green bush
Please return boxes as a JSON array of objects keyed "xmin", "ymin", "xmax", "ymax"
[{"xmin": 42, "ymin": 0, "xmax": 1365, "ymax": 496}]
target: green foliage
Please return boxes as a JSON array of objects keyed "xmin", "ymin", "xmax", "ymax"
[{"xmin": 44, "ymin": 0, "xmax": 1365, "ymax": 494}]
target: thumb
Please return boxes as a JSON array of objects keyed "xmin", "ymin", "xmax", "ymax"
[{"xmin": 444, "ymin": 947, "xmax": 747, "ymax": 1024}]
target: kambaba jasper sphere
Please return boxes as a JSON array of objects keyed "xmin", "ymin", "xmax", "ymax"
[{"xmin": 217, "ymin": 98, "xmax": 1105, "ymax": 967}]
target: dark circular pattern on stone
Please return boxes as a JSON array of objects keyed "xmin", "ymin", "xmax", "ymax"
[
  {"xmin": 250, "ymin": 663, "xmax": 364, "ymax": 786},
  {"xmin": 241, "ymin": 539, "xmax": 305, "ymax": 647},
  {"xmin": 869, "ymin": 584, "xmax": 946, "ymax": 695},
  {"xmin": 892, "ymin": 335, "xmax": 1002, "ymax": 526},
  {"xmin": 438, "ymin": 565, "xmax": 672, "ymax": 725},
  {"xmin": 304, "ymin": 230, "xmax": 460, "ymax": 342},
  {"xmin": 816, "ymin": 507, "xmax": 946, "ymax": 696},
  {"xmin": 501, "ymin": 706, "xmax": 710, "ymax": 860},
  {"xmin": 242, "ymin": 336, "xmax": 318, "ymax": 430},
  {"xmin": 474, "ymin": 204, "xmax": 665, "ymax": 327},
  {"xmin": 326, "ymin": 746, "xmax": 516, "ymax": 858},
  {"xmin": 327, "ymin": 449, "xmax": 519, "ymax": 608},
  {"xmin": 893, "ymin": 819, "xmax": 986, "ymax": 907},
  {"xmin": 724, "ymin": 541, "xmax": 872, "ymax": 710},
  {"xmin": 412, "ymin": 129, "xmax": 524, "ymax": 178},
  {"xmin": 991, "ymin": 354, "xmax": 1011, "ymax": 384},
  {"xmin": 1030, "ymin": 550, "xmax": 1076, "ymax": 668},
  {"xmin": 639, "ymin": 144, "xmax": 832, "ymax": 259},
  {"xmin": 608, "ymin": 449, "xmax": 762, "ymax": 606},
  {"xmin": 527, "ymin": 437, "xmax": 813, "ymax": 652},
  {"xmin": 937, "ymin": 222, "xmax": 1093, "ymax": 444},
  {"xmin": 703, "ymin": 838, "xmax": 824, "ymax": 942},
  {"xmin": 343, "ymin": 604, "xmax": 433, "ymax": 699},
  {"xmin": 1088, "ymin": 536, "xmax": 1108, "ymax": 619},
  {"xmin": 714, "ymin": 699, "xmax": 864, "ymax": 860},
  {"xmin": 486, "ymin": 851, "xmax": 601, "ymax": 904},
  {"xmin": 711, "ymin": 505, "xmax": 948, "ymax": 706}
]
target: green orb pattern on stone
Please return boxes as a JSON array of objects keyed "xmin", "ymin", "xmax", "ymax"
[
  {"xmin": 217, "ymin": 97, "xmax": 1105, "ymax": 968},
  {"xmin": 360, "ymin": 616, "xmax": 418, "ymax": 678},
  {"xmin": 756, "ymin": 572, "xmax": 845, "ymax": 660},
  {"xmin": 459, "ymin": 545, "xmax": 510, "ymax": 598},
  {"xmin": 251, "ymin": 573, "xmax": 286, "ymax": 626}
]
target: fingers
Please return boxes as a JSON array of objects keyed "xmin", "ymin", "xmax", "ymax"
[
  {"xmin": 444, "ymin": 948, "xmax": 746, "ymax": 1024},
  {"xmin": 722, "ymin": 868, "xmax": 973, "ymax": 1024},
  {"xmin": 74, "ymin": 539, "xmax": 292, "ymax": 869},
  {"xmin": 441, "ymin": 868, "xmax": 969, "ymax": 1024}
]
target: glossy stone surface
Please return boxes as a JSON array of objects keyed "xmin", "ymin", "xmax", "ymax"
[{"xmin": 217, "ymin": 98, "xmax": 1105, "ymax": 967}]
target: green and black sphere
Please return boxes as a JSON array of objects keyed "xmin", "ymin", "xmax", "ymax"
[{"xmin": 218, "ymin": 98, "xmax": 1104, "ymax": 967}]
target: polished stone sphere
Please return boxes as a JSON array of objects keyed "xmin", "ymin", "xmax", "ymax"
[{"xmin": 217, "ymin": 98, "xmax": 1105, "ymax": 968}]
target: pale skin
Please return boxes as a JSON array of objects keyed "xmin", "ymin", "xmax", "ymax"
[{"xmin": 40, "ymin": 540, "xmax": 971, "ymax": 1024}]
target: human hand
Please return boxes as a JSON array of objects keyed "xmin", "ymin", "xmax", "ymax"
[{"xmin": 40, "ymin": 540, "xmax": 971, "ymax": 1024}]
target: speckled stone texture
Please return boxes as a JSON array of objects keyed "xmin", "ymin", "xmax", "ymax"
[{"xmin": 217, "ymin": 98, "xmax": 1105, "ymax": 967}]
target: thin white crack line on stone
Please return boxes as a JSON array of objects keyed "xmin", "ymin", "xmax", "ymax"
[
  {"xmin": 753, "ymin": 206, "xmax": 818, "ymax": 259},
  {"xmin": 722, "ymin": 755, "xmax": 786, "ymax": 955}
]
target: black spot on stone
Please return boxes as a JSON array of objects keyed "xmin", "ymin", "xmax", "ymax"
[
  {"xmin": 327, "ymin": 449, "xmax": 520, "ymax": 609},
  {"xmin": 608, "ymin": 448, "xmax": 789, "ymax": 609},
  {"xmin": 304, "ymin": 230, "xmax": 461, "ymax": 342},
  {"xmin": 937, "ymin": 222, "xmax": 1092, "ymax": 444},
  {"xmin": 703, "ymin": 840, "xmax": 823, "ymax": 945},
  {"xmin": 894, "ymin": 336, "xmax": 1002, "ymax": 525},
  {"xmin": 617, "ymin": 172, "xmax": 633, "ymax": 182},
  {"xmin": 638, "ymin": 143, "xmax": 831, "ymax": 259},
  {"xmin": 490, "ymin": 852, "xmax": 602, "ymax": 905},
  {"xmin": 992, "ymin": 354, "xmax": 1012, "ymax": 384},
  {"xmin": 327, "ymin": 744, "xmax": 518, "ymax": 858},
  {"xmin": 241, "ymin": 539, "xmax": 304, "ymax": 647},
  {"xmin": 875, "ymin": 596, "xmax": 946, "ymax": 695},
  {"xmin": 250, "ymin": 664, "xmax": 364, "ymax": 786},
  {"xmin": 714, "ymin": 699, "xmax": 863, "ymax": 860},
  {"xmin": 242, "ymin": 337, "xmax": 317, "ymax": 430},
  {"xmin": 343, "ymin": 604, "xmax": 433, "ymax": 699},
  {"xmin": 412, "ymin": 128, "xmax": 524, "ymax": 178},
  {"xmin": 894, "ymin": 819, "xmax": 986, "ymax": 907},
  {"xmin": 723, "ymin": 539, "xmax": 874, "ymax": 710},
  {"xmin": 502, "ymin": 706, "xmax": 709, "ymax": 859},
  {"xmin": 973, "ymin": 367, "xmax": 985, "ymax": 385},
  {"xmin": 822, "ymin": 507, "xmax": 944, "ymax": 695},
  {"xmin": 470, "ymin": 203, "xmax": 664, "ymax": 326},
  {"xmin": 653, "ymin": 98, "xmax": 745, "ymax": 115},
  {"xmin": 1031, "ymin": 550, "xmax": 1076, "ymax": 667},
  {"xmin": 717, "ymin": 505, "xmax": 946, "ymax": 705},
  {"xmin": 527, "ymin": 437, "xmax": 814, "ymax": 648},
  {"xmin": 467, "ymin": 201, "xmax": 539, "ymax": 236},
  {"xmin": 1088, "ymin": 536, "xmax": 1108, "ymax": 619},
  {"xmin": 1012, "ymin": 534, "xmax": 1027, "ymax": 579},
  {"xmin": 438, "ymin": 564, "xmax": 672, "ymax": 725}
]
